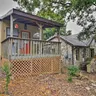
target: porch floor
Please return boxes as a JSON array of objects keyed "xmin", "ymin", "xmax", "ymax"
[{"xmin": 11, "ymin": 54, "xmax": 60, "ymax": 59}]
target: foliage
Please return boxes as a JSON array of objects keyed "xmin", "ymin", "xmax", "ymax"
[
  {"xmin": 43, "ymin": 28, "xmax": 56, "ymax": 40},
  {"xmin": 68, "ymin": 76, "xmax": 72, "ymax": 82},
  {"xmin": 80, "ymin": 57, "xmax": 92, "ymax": 71},
  {"xmin": 13, "ymin": 0, "xmax": 72, "ymax": 38},
  {"xmin": 1, "ymin": 62, "xmax": 12, "ymax": 94},
  {"xmin": 14, "ymin": 0, "xmax": 96, "ymax": 39},
  {"xmin": 67, "ymin": 0, "xmax": 96, "ymax": 40},
  {"xmin": 43, "ymin": 28, "xmax": 71, "ymax": 40},
  {"xmin": 85, "ymin": 58, "xmax": 92, "ymax": 65},
  {"xmin": 67, "ymin": 65, "xmax": 79, "ymax": 82}
]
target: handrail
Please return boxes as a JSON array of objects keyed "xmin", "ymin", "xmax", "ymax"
[
  {"xmin": 1, "ymin": 36, "xmax": 61, "ymax": 59},
  {"xmin": 1, "ymin": 37, "xmax": 61, "ymax": 44}
]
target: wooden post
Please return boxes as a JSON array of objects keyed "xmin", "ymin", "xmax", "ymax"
[
  {"xmin": 57, "ymin": 27, "xmax": 60, "ymax": 42},
  {"xmin": 36, "ymin": 22, "xmax": 43, "ymax": 40},
  {"xmin": 39, "ymin": 25, "xmax": 43, "ymax": 40},
  {"xmin": 35, "ymin": 22, "xmax": 44, "ymax": 55},
  {"xmin": 10, "ymin": 15, "xmax": 13, "ymax": 37},
  {"xmin": 72, "ymin": 46, "xmax": 74, "ymax": 65}
]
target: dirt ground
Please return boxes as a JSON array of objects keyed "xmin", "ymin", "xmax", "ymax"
[{"xmin": 0, "ymin": 68, "xmax": 96, "ymax": 96}]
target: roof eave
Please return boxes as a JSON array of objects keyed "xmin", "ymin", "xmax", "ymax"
[
  {"xmin": 1, "ymin": 9, "xmax": 13, "ymax": 20},
  {"xmin": 13, "ymin": 9, "xmax": 63, "ymax": 27}
]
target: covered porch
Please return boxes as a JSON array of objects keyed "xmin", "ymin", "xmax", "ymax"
[
  {"xmin": 1, "ymin": 9, "xmax": 62, "ymax": 60},
  {"xmin": 0, "ymin": 9, "xmax": 63, "ymax": 78}
]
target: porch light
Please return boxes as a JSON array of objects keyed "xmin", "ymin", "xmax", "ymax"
[{"xmin": 14, "ymin": 24, "xmax": 19, "ymax": 29}]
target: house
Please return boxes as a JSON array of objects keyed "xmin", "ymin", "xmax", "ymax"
[
  {"xmin": 47, "ymin": 33, "xmax": 96, "ymax": 66},
  {"xmin": 0, "ymin": 9, "xmax": 63, "ymax": 78}
]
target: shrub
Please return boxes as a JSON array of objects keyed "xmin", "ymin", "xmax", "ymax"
[
  {"xmin": 80, "ymin": 58, "xmax": 92, "ymax": 70},
  {"xmin": 68, "ymin": 76, "xmax": 72, "ymax": 82},
  {"xmin": 67, "ymin": 65, "xmax": 79, "ymax": 82},
  {"xmin": 1, "ymin": 62, "xmax": 12, "ymax": 94}
]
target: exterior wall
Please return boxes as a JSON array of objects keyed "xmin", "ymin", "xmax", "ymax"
[
  {"xmin": 49, "ymin": 37, "xmax": 72, "ymax": 66},
  {"xmin": 74, "ymin": 48, "xmax": 83, "ymax": 66},
  {"xmin": 49, "ymin": 37, "xmax": 92, "ymax": 67},
  {"xmin": 0, "ymin": 20, "xmax": 40, "ymax": 56},
  {"xmin": 1, "ymin": 20, "xmax": 39, "ymax": 41},
  {"xmin": 90, "ymin": 39, "xmax": 96, "ymax": 55},
  {"xmin": 61, "ymin": 39, "xmax": 72, "ymax": 66}
]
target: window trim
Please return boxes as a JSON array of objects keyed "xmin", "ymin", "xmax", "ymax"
[{"xmin": 6, "ymin": 27, "xmax": 19, "ymax": 37}]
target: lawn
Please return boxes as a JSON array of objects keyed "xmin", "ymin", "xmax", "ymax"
[{"xmin": 0, "ymin": 68, "xmax": 96, "ymax": 96}]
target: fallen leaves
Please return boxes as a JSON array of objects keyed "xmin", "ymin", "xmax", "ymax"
[{"xmin": 0, "ymin": 69, "xmax": 96, "ymax": 96}]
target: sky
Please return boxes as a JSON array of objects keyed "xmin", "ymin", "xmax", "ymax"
[{"xmin": 0, "ymin": 0, "xmax": 82, "ymax": 34}]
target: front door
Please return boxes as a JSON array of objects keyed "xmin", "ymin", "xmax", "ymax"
[{"xmin": 21, "ymin": 31, "xmax": 30, "ymax": 54}]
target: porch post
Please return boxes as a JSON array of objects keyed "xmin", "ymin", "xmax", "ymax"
[
  {"xmin": 39, "ymin": 25, "xmax": 43, "ymax": 40},
  {"xmin": 10, "ymin": 15, "xmax": 13, "ymax": 37}
]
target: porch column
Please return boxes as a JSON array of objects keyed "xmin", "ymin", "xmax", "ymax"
[
  {"xmin": 10, "ymin": 15, "xmax": 13, "ymax": 37},
  {"xmin": 39, "ymin": 24, "xmax": 43, "ymax": 40}
]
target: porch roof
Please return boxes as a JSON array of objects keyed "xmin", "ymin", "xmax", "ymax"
[{"xmin": 0, "ymin": 8, "xmax": 63, "ymax": 28}]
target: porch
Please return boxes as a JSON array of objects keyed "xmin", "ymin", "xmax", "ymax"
[
  {"xmin": 0, "ymin": 9, "xmax": 62, "ymax": 78},
  {"xmin": 1, "ymin": 37, "xmax": 61, "ymax": 60}
]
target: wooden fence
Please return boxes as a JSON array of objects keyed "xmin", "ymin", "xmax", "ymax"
[{"xmin": 10, "ymin": 56, "xmax": 61, "ymax": 79}]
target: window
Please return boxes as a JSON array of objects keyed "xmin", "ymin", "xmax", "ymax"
[
  {"xmin": 76, "ymin": 48, "xmax": 79, "ymax": 60},
  {"xmin": 6, "ymin": 27, "xmax": 19, "ymax": 37}
]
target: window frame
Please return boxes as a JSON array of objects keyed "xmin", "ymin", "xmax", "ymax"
[{"xmin": 6, "ymin": 27, "xmax": 19, "ymax": 38}]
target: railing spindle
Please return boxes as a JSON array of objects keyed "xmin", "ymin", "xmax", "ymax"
[{"xmin": 1, "ymin": 37, "xmax": 61, "ymax": 59}]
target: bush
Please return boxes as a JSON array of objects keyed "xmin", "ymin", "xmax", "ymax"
[
  {"xmin": 1, "ymin": 62, "xmax": 12, "ymax": 94},
  {"xmin": 67, "ymin": 65, "xmax": 79, "ymax": 82},
  {"xmin": 68, "ymin": 76, "xmax": 72, "ymax": 82}
]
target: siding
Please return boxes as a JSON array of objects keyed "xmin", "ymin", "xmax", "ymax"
[{"xmin": 1, "ymin": 20, "xmax": 39, "ymax": 41}]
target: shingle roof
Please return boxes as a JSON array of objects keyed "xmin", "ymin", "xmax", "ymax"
[
  {"xmin": 61, "ymin": 34, "xmax": 93, "ymax": 47},
  {"xmin": 0, "ymin": 8, "xmax": 63, "ymax": 28},
  {"xmin": 48, "ymin": 34, "xmax": 93, "ymax": 47}
]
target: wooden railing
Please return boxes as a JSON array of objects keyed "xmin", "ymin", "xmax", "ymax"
[{"xmin": 1, "ymin": 37, "xmax": 61, "ymax": 59}]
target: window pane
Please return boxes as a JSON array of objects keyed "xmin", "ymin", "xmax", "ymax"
[{"xmin": 6, "ymin": 27, "xmax": 19, "ymax": 37}]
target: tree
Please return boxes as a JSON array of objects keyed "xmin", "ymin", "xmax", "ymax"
[
  {"xmin": 13, "ymin": 0, "xmax": 71, "ymax": 38},
  {"xmin": 66, "ymin": 30, "xmax": 72, "ymax": 35},
  {"xmin": 14, "ymin": 0, "xmax": 96, "ymax": 39},
  {"xmin": 66, "ymin": 0, "xmax": 96, "ymax": 39}
]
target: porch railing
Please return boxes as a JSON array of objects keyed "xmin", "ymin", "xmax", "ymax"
[{"xmin": 1, "ymin": 37, "xmax": 61, "ymax": 59}]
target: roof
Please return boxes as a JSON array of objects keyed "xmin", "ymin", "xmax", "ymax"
[
  {"xmin": 0, "ymin": 8, "xmax": 63, "ymax": 28},
  {"xmin": 48, "ymin": 34, "xmax": 93, "ymax": 47}
]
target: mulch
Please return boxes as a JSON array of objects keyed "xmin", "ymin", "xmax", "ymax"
[{"xmin": 0, "ymin": 68, "xmax": 96, "ymax": 96}]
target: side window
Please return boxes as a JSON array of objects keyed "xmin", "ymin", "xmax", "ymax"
[{"xmin": 6, "ymin": 27, "xmax": 19, "ymax": 38}]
